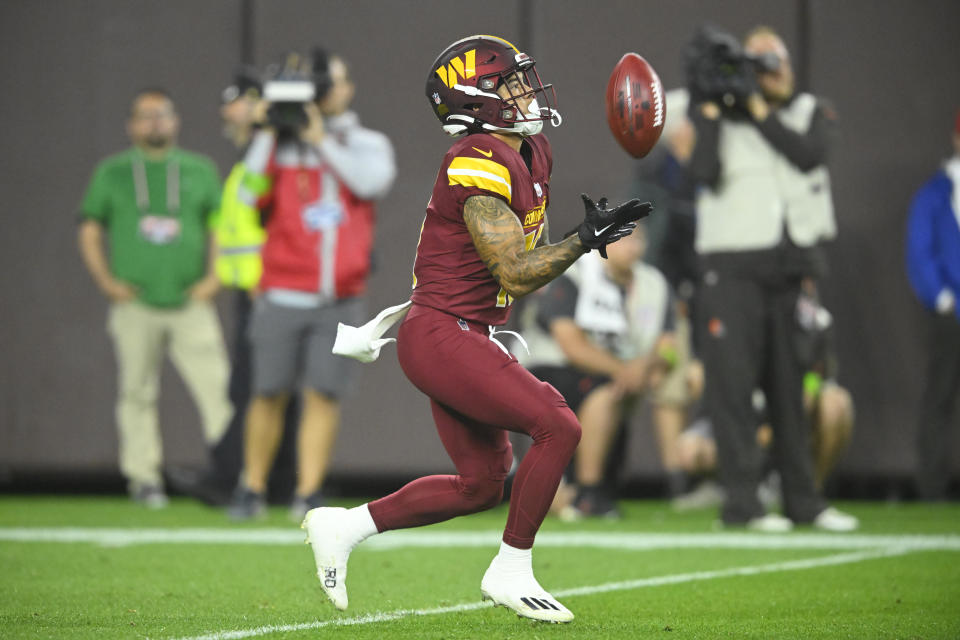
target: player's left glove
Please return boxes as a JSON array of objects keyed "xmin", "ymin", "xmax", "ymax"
[{"xmin": 566, "ymin": 194, "xmax": 653, "ymax": 258}]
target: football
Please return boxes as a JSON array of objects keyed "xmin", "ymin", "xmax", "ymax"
[{"xmin": 604, "ymin": 53, "xmax": 665, "ymax": 158}]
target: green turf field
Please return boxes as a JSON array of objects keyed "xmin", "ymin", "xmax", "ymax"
[{"xmin": 1, "ymin": 496, "xmax": 958, "ymax": 639}]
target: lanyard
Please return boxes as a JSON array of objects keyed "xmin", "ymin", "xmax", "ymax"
[{"xmin": 132, "ymin": 154, "xmax": 180, "ymax": 215}]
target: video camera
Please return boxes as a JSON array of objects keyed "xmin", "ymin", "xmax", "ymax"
[
  {"xmin": 683, "ymin": 25, "xmax": 780, "ymax": 111},
  {"xmin": 261, "ymin": 48, "xmax": 333, "ymax": 136}
]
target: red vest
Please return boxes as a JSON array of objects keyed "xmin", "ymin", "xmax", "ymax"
[{"xmin": 258, "ymin": 143, "xmax": 375, "ymax": 299}]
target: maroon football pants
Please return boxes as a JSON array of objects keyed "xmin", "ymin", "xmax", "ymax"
[{"xmin": 367, "ymin": 304, "xmax": 581, "ymax": 549}]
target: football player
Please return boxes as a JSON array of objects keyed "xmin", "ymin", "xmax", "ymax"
[{"xmin": 302, "ymin": 35, "xmax": 652, "ymax": 623}]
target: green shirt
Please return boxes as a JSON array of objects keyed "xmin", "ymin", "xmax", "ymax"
[{"xmin": 80, "ymin": 147, "xmax": 221, "ymax": 308}]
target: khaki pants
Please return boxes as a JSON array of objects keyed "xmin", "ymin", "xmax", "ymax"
[{"xmin": 108, "ymin": 299, "xmax": 232, "ymax": 489}]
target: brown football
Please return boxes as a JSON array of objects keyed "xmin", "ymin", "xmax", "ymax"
[{"xmin": 605, "ymin": 53, "xmax": 665, "ymax": 158}]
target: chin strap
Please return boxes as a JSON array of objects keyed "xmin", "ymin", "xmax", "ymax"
[{"xmin": 441, "ymin": 101, "xmax": 562, "ymax": 138}]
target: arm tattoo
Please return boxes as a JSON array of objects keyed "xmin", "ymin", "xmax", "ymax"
[{"xmin": 464, "ymin": 195, "xmax": 585, "ymax": 298}]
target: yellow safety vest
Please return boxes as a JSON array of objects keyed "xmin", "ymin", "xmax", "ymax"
[{"xmin": 213, "ymin": 163, "xmax": 267, "ymax": 290}]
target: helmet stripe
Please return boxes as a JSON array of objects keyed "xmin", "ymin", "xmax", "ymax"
[
  {"xmin": 443, "ymin": 34, "xmax": 520, "ymax": 55},
  {"xmin": 476, "ymin": 34, "xmax": 521, "ymax": 53},
  {"xmin": 447, "ymin": 157, "xmax": 512, "ymax": 203}
]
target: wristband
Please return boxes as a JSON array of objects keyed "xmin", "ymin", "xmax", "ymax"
[
  {"xmin": 658, "ymin": 343, "xmax": 678, "ymax": 369},
  {"xmin": 803, "ymin": 371, "xmax": 823, "ymax": 398}
]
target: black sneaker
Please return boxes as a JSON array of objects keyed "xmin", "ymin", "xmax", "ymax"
[
  {"xmin": 228, "ymin": 485, "xmax": 266, "ymax": 520},
  {"xmin": 572, "ymin": 486, "xmax": 620, "ymax": 520},
  {"xmin": 166, "ymin": 466, "xmax": 230, "ymax": 507},
  {"xmin": 289, "ymin": 489, "xmax": 324, "ymax": 522}
]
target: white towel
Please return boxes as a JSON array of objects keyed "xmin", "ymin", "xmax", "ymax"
[{"xmin": 332, "ymin": 300, "xmax": 412, "ymax": 363}]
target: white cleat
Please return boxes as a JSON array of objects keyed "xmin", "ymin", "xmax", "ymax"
[
  {"xmin": 302, "ymin": 507, "xmax": 352, "ymax": 610},
  {"xmin": 813, "ymin": 506, "xmax": 859, "ymax": 532},
  {"xmin": 746, "ymin": 512, "xmax": 794, "ymax": 532},
  {"xmin": 480, "ymin": 562, "xmax": 574, "ymax": 623}
]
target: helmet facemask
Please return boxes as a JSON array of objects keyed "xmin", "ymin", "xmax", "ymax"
[
  {"xmin": 478, "ymin": 54, "xmax": 561, "ymax": 137},
  {"xmin": 427, "ymin": 37, "xmax": 561, "ymax": 138}
]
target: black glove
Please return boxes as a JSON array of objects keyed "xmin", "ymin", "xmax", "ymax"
[{"xmin": 566, "ymin": 194, "xmax": 653, "ymax": 258}]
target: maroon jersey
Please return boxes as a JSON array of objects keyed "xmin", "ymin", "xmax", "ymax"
[{"xmin": 411, "ymin": 133, "xmax": 552, "ymax": 325}]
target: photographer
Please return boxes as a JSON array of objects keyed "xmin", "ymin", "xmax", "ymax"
[
  {"xmin": 686, "ymin": 25, "xmax": 857, "ymax": 531},
  {"xmin": 229, "ymin": 50, "xmax": 396, "ymax": 520}
]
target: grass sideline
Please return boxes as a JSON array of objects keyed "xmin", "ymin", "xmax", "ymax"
[{"xmin": 1, "ymin": 496, "xmax": 958, "ymax": 639}]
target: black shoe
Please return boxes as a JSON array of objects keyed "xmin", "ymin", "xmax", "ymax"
[
  {"xmin": 289, "ymin": 489, "xmax": 324, "ymax": 522},
  {"xmin": 228, "ymin": 485, "xmax": 266, "ymax": 520},
  {"xmin": 166, "ymin": 466, "xmax": 230, "ymax": 507},
  {"xmin": 665, "ymin": 470, "xmax": 690, "ymax": 498},
  {"xmin": 573, "ymin": 486, "xmax": 621, "ymax": 520}
]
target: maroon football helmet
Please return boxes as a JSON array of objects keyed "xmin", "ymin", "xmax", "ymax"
[{"xmin": 426, "ymin": 35, "xmax": 561, "ymax": 137}]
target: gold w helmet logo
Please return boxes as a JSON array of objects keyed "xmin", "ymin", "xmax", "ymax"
[{"xmin": 435, "ymin": 49, "xmax": 476, "ymax": 89}]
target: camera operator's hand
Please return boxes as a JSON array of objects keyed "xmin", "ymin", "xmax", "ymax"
[
  {"xmin": 699, "ymin": 101, "xmax": 721, "ymax": 120},
  {"xmin": 569, "ymin": 194, "xmax": 653, "ymax": 259},
  {"xmin": 745, "ymin": 93, "xmax": 771, "ymax": 122},
  {"xmin": 301, "ymin": 102, "xmax": 326, "ymax": 146},
  {"xmin": 251, "ymin": 99, "xmax": 271, "ymax": 128}
]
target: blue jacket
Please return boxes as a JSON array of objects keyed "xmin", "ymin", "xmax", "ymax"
[{"xmin": 906, "ymin": 168, "xmax": 960, "ymax": 319}]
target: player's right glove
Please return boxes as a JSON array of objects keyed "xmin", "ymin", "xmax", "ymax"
[{"xmin": 566, "ymin": 194, "xmax": 653, "ymax": 258}]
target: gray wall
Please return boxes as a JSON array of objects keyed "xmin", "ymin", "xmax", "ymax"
[{"xmin": 1, "ymin": 0, "xmax": 958, "ymax": 483}]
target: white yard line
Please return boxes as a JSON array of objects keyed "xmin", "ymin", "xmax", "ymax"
[
  {"xmin": 171, "ymin": 547, "xmax": 912, "ymax": 640},
  {"xmin": 1, "ymin": 527, "xmax": 959, "ymax": 550},
  {"xmin": 3, "ymin": 526, "xmax": 952, "ymax": 638}
]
